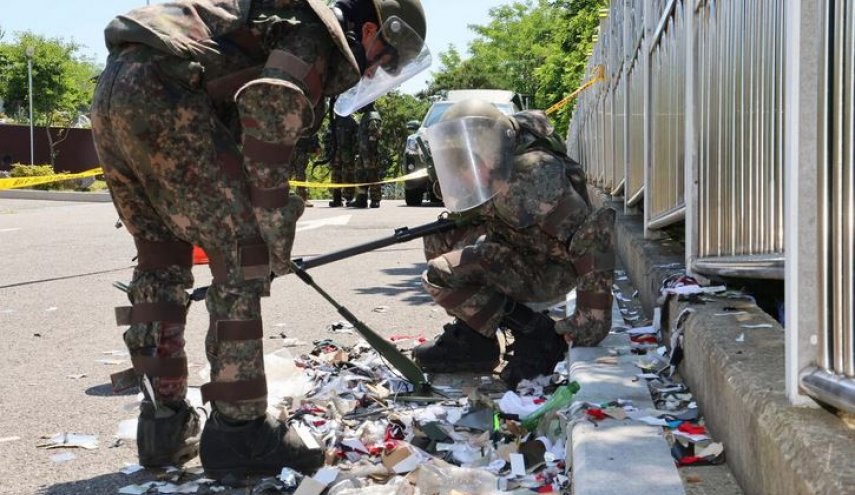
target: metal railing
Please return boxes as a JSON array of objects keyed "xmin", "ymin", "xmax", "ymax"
[
  {"xmin": 693, "ymin": 0, "xmax": 785, "ymax": 278},
  {"xmin": 566, "ymin": 0, "xmax": 855, "ymax": 413},
  {"xmin": 648, "ymin": 0, "xmax": 686, "ymax": 227},
  {"xmin": 800, "ymin": 0, "xmax": 855, "ymax": 413},
  {"xmin": 626, "ymin": 49, "xmax": 645, "ymax": 206}
]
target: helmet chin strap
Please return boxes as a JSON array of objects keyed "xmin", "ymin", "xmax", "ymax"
[{"xmin": 333, "ymin": 6, "xmax": 368, "ymax": 74}]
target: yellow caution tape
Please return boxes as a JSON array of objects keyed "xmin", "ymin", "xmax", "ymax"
[
  {"xmin": 0, "ymin": 168, "xmax": 104, "ymax": 191},
  {"xmin": 546, "ymin": 65, "xmax": 606, "ymax": 116},
  {"xmin": 0, "ymin": 167, "xmax": 428, "ymax": 191},
  {"xmin": 290, "ymin": 168, "xmax": 428, "ymax": 189}
]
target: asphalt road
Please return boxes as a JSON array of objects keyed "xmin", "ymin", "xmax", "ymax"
[{"xmin": 0, "ymin": 198, "xmax": 448, "ymax": 495}]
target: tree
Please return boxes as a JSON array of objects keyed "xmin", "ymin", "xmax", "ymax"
[
  {"xmin": 373, "ymin": 91, "xmax": 430, "ymax": 175},
  {"xmin": 424, "ymin": 0, "xmax": 606, "ymax": 136},
  {"xmin": 0, "ymin": 32, "xmax": 100, "ymax": 166}
]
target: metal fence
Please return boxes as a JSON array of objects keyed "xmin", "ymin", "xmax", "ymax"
[
  {"xmin": 800, "ymin": 0, "xmax": 855, "ymax": 412},
  {"xmin": 648, "ymin": 0, "xmax": 686, "ymax": 227},
  {"xmin": 693, "ymin": 0, "xmax": 786, "ymax": 278},
  {"xmin": 566, "ymin": 0, "xmax": 855, "ymax": 412}
]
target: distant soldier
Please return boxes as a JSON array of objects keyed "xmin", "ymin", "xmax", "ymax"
[
  {"xmin": 291, "ymin": 134, "xmax": 322, "ymax": 207},
  {"xmin": 328, "ymin": 113, "xmax": 359, "ymax": 207},
  {"xmin": 413, "ymin": 100, "xmax": 616, "ymax": 388},
  {"xmin": 349, "ymin": 103, "xmax": 383, "ymax": 208}
]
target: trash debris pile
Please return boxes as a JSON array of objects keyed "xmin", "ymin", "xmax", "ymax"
[{"xmin": 114, "ymin": 334, "xmax": 581, "ymax": 495}]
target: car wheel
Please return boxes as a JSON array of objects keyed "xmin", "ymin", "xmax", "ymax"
[{"xmin": 405, "ymin": 188, "xmax": 424, "ymax": 206}]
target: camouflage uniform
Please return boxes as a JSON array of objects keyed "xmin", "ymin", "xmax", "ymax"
[
  {"xmin": 422, "ymin": 111, "xmax": 616, "ymax": 347},
  {"xmin": 328, "ymin": 113, "xmax": 359, "ymax": 202},
  {"xmin": 356, "ymin": 106, "xmax": 383, "ymax": 203},
  {"xmin": 91, "ymin": 0, "xmax": 360, "ymax": 421},
  {"xmin": 291, "ymin": 134, "xmax": 321, "ymax": 202}
]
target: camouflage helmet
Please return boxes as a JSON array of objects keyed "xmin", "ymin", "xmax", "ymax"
[{"xmin": 372, "ymin": 0, "xmax": 427, "ymax": 45}]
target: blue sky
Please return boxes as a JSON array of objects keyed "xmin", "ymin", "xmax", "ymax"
[{"xmin": 0, "ymin": 0, "xmax": 512, "ymax": 94}]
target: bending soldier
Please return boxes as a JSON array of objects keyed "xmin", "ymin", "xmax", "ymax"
[
  {"xmin": 413, "ymin": 100, "xmax": 615, "ymax": 388},
  {"xmin": 350, "ymin": 103, "xmax": 384, "ymax": 208},
  {"xmin": 91, "ymin": 0, "xmax": 428, "ymax": 478}
]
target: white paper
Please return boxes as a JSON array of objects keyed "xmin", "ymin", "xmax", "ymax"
[
  {"xmin": 313, "ymin": 467, "xmax": 339, "ymax": 486},
  {"xmin": 510, "ymin": 453, "xmax": 526, "ymax": 476},
  {"xmin": 341, "ymin": 438, "xmax": 369, "ymax": 453},
  {"xmin": 50, "ymin": 452, "xmax": 76, "ymax": 463},
  {"xmin": 663, "ymin": 285, "xmax": 726, "ymax": 296},
  {"xmin": 293, "ymin": 423, "xmax": 321, "ymax": 450},
  {"xmin": 627, "ymin": 326, "xmax": 656, "ymax": 336},
  {"xmin": 498, "ymin": 391, "xmax": 541, "ymax": 417},
  {"xmin": 120, "ymin": 463, "xmax": 144, "ymax": 475}
]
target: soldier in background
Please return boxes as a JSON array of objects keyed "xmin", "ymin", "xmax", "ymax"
[
  {"xmin": 349, "ymin": 103, "xmax": 384, "ymax": 208},
  {"xmin": 327, "ymin": 113, "xmax": 359, "ymax": 207},
  {"xmin": 90, "ymin": 0, "xmax": 429, "ymax": 477},
  {"xmin": 412, "ymin": 100, "xmax": 616, "ymax": 388},
  {"xmin": 291, "ymin": 134, "xmax": 321, "ymax": 207}
]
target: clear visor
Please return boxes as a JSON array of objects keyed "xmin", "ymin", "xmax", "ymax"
[
  {"xmin": 425, "ymin": 116, "xmax": 516, "ymax": 213},
  {"xmin": 334, "ymin": 16, "xmax": 431, "ymax": 116}
]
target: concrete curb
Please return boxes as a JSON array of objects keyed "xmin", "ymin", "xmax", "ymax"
[
  {"xmin": 570, "ymin": 333, "xmax": 685, "ymax": 495},
  {"xmin": 0, "ymin": 189, "xmax": 112, "ymax": 202}
]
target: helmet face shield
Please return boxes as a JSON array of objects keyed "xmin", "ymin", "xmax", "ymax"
[
  {"xmin": 334, "ymin": 16, "xmax": 431, "ymax": 116},
  {"xmin": 426, "ymin": 116, "xmax": 516, "ymax": 213}
]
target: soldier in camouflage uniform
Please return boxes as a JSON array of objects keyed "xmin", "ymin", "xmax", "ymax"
[
  {"xmin": 291, "ymin": 134, "xmax": 321, "ymax": 206},
  {"xmin": 349, "ymin": 103, "xmax": 383, "ymax": 208},
  {"xmin": 327, "ymin": 113, "xmax": 360, "ymax": 206},
  {"xmin": 413, "ymin": 100, "xmax": 615, "ymax": 388},
  {"xmin": 90, "ymin": 0, "xmax": 427, "ymax": 477}
]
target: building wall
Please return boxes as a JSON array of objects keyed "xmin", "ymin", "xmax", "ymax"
[{"xmin": 0, "ymin": 124, "xmax": 99, "ymax": 173}]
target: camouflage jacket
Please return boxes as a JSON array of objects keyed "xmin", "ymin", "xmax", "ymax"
[
  {"xmin": 482, "ymin": 111, "xmax": 592, "ymax": 263},
  {"xmin": 103, "ymin": 0, "xmax": 360, "ymax": 98},
  {"xmin": 358, "ymin": 109, "xmax": 382, "ymax": 157}
]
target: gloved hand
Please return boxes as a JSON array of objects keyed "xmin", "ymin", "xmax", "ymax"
[
  {"xmin": 254, "ymin": 194, "xmax": 305, "ymax": 276},
  {"xmin": 554, "ymin": 308, "xmax": 611, "ymax": 347}
]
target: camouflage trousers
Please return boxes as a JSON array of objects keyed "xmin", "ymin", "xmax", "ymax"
[
  {"xmin": 422, "ymin": 208, "xmax": 616, "ymax": 345},
  {"xmin": 330, "ymin": 153, "xmax": 357, "ymax": 201},
  {"xmin": 91, "ymin": 47, "xmax": 297, "ymax": 421},
  {"xmin": 354, "ymin": 155, "xmax": 383, "ymax": 202},
  {"xmin": 290, "ymin": 149, "xmax": 311, "ymax": 201},
  {"xmin": 422, "ymin": 223, "xmax": 579, "ymax": 337}
]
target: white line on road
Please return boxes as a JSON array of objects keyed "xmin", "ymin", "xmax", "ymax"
[{"xmin": 296, "ymin": 215, "xmax": 351, "ymax": 233}]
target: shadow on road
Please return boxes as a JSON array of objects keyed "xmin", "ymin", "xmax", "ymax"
[
  {"xmin": 354, "ymin": 263, "xmax": 433, "ymax": 305},
  {"xmin": 85, "ymin": 383, "xmax": 139, "ymax": 397}
]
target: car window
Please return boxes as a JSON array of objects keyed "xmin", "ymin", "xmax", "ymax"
[
  {"xmin": 421, "ymin": 102, "xmax": 453, "ymax": 128},
  {"xmin": 495, "ymin": 103, "xmax": 517, "ymax": 115}
]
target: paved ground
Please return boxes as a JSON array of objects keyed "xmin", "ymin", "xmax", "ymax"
[{"xmin": 0, "ymin": 198, "xmax": 447, "ymax": 495}]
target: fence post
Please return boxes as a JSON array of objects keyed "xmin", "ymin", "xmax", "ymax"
[
  {"xmin": 685, "ymin": 1, "xmax": 699, "ymax": 277},
  {"xmin": 784, "ymin": 0, "xmax": 820, "ymax": 406},
  {"xmin": 643, "ymin": 0, "xmax": 655, "ymax": 239}
]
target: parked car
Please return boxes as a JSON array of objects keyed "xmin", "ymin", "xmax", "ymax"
[{"xmin": 401, "ymin": 89, "xmax": 525, "ymax": 206}]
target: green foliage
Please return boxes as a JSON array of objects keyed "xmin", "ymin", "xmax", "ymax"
[
  {"xmin": 0, "ymin": 31, "xmax": 99, "ymax": 127},
  {"xmin": 373, "ymin": 91, "xmax": 430, "ymax": 175},
  {"xmin": 9, "ymin": 164, "xmax": 94, "ymax": 191},
  {"xmin": 425, "ymin": 0, "xmax": 606, "ymax": 136}
]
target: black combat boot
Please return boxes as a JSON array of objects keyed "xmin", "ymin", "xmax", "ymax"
[
  {"xmin": 413, "ymin": 319, "xmax": 500, "ymax": 373},
  {"xmin": 370, "ymin": 199, "xmax": 380, "ymax": 208},
  {"xmin": 499, "ymin": 302, "xmax": 567, "ymax": 388},
  {"xmin": 200, "ymin": 411, "xmax": 324, "ymax": 478},
  {"xmin": 137, "ymin": 400, "xmax": 201, "ymax": 467},
  {"xmin": 346, "ymin": 194, "xmax": 368, "ymax": 208},
  {"xmin": 328, "ymin": 190, "xmax": 343, "ymax": 207}
]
